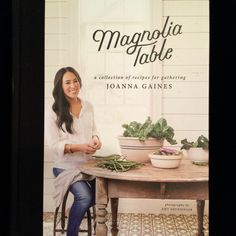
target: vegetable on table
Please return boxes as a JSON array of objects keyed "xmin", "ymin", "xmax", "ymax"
[
  {"xmin": 93, "ymin": 154, "xmax": 144, "ymax": 172},
  {"xmin": 154, "ymin": 147, "xmax": 182, "ymax": 155},
  {"xmin": 121, "ymin": 116, "xmax": 177, "ymax": 145},
  {"xmin": 180, "ymin": 135, "xmax": 209, "ymax": 150}
]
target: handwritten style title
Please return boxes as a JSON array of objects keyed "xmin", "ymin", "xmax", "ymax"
[{"xmin": 92, "ymin": 16, "xmax": 182, "ymax": 67}]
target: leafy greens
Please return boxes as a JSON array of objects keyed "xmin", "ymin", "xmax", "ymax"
[
  {"xmin": 180, "ymin": 135, "xmax": 209, "ymax": 150},
  {"xmin": 122, "ymin": 116, "xmax": 177, "ymax": 145}
]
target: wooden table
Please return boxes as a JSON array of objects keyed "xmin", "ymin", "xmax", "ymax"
[{"xmin": 80, "ymin": 159, "xmax": 208, "ymax": 236}]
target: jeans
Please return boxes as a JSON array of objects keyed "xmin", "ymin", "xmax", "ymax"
[{"xmin": 53, "ymin": 168, "xmax": 95, "ymax": 236}]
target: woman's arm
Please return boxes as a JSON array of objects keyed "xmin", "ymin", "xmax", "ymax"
[
  {"xmin": 45, "ymin": 112, "xmax": 97, "ymax": 156},
  {"xmin": 65, "ymin": 143, "xmax": 97, "ymax": 154},
  {"xmin": 45, "ymin": 108, "xmax": 69, "ymax": 158}
]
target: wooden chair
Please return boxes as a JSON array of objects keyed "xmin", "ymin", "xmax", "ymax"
[{"xmin": 53, "ymin": 188, "xmax": 96, "ymax": 235}]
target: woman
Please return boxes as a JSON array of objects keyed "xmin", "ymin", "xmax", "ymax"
[{"xmin": 45, "ymin": 66, "xmax": 102, "ymax": 236}]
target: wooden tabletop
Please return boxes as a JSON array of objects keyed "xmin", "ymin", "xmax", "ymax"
[{"xmin": 80, "ymin": 159, "xmax": 208, "ymax": 183}]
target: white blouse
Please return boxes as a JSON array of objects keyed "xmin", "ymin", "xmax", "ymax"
[{"xmin": 45, "ymin": 99, "xmax": 99, "ymax": 169}]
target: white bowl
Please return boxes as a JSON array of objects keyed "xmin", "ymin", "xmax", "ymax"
[
  {"xmin": 149, "ymin": 153, "xmax": 182, "ymax": 168},
  {"xmin": 118, "ymin": 136, "xmax": 164, "ymax": 163},
  {"xmin": 187, "ymin": 148, "xmax": 209, "ymax": 164}
]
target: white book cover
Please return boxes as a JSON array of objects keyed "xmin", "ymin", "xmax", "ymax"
[{"xmin": 44, "ymin": 0, "xmax": 209, "ymax": 229}]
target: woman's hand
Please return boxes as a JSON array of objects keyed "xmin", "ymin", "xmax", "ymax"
[
  {"xmin": 90, "ymin": 136, "xmax": 102, "ymax": 150},
  {"xmin": 68, "ymin": 137, "xmax": 102, "ymax": 154},
  {"xmin": 78, "ymin": 144, "xmax": 97, "ymax": 154}
]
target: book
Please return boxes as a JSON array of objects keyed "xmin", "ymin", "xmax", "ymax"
[
  {"xmin": 9, "ymin": 0, "xmax": 236, "ymax": 235},
  {"xmin": 44, "ymin": 0, "xmax": 209, "ymax": 217}
]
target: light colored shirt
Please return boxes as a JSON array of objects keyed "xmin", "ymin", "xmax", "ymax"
[{"xmin": 45, "ymin": 99, "xmax": 99, "ymax": 169}]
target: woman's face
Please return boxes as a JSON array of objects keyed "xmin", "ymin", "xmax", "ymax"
[{"xmin": 62, "ymin": 71, "xmax": 81, "ymax": 100}]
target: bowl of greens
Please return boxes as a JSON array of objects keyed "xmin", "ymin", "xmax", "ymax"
[
  {"xmin": 118, "ymin": 117, "xmax": 177, "ymax": 163},
  {"xmin": 180, "ymin": 135, "xmax": 209, "ymax": 165}
]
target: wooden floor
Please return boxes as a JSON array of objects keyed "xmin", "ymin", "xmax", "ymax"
[{"xmin": 43, "ymin": 212, "xmax": 209, "ymax": 236}]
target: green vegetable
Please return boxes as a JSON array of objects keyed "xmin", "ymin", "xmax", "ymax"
[
  {"xmin": 180, "ymin": 135, "xmax": 209, "ymax": 150},
  {"xmin": 93, "ymin": 154, "xmax": 144, "ymax": 172},
  {"xmin": 92, "ymin": 154, "xmax": 121, "ymax": 160},
  {"xmin": 192, "ymin": 161, "xmax": 208, "ymax": 166},
  {"xmin": 122, "ymin": 116, "xmax": 177, "ymax": 145}
]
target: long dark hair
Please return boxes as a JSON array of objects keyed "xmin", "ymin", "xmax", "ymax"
[{"xmin": 52, "ymin": 67, "xmax": 82, "ymax": 133}]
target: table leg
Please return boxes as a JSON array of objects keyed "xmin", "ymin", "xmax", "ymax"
[
  {"xmin": 111, "ymin": 198, "xmax": 119, "ymax": 236},
  {"xmin": 196, "ymin": 200, "xmax": 205, "ymax": 236},
  {"xmin": 96, "ymin": 177, "xmax": 108, "ymax": 236}
]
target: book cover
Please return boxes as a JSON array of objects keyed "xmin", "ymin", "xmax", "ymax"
[
  {"xmin": 9, "ymin": 1, "xmax": 236, "ymax": 235},
  {"xmin": 43, "ymin": 0, "xmax": 209, "ymax": 235}
]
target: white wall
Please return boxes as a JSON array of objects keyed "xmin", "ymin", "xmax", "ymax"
[{"xmin": 44, "ymin": 0, "xmax": 209, "ymax": 214}]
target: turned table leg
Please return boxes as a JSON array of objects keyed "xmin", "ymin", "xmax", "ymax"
[
  {"xmin": 96, "ymin": 177, "xmax": 108, "ymax": 236},
  {"xmin": 111, "ymin": 198, "xmax": 119, "ymax": 236},
  {"xmin": 196, "ymin": 200, "xmax": 205, "ymax": 236}
]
